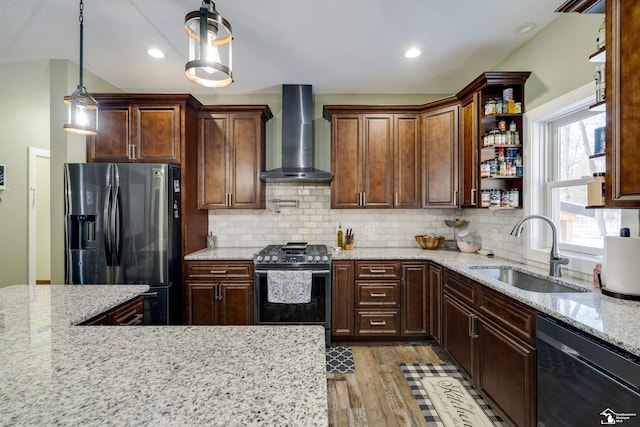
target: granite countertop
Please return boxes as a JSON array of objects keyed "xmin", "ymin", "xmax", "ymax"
[
  {"xmin": 0, "ymin": 285, "xmax": 328, "ymax": 426},
  {"xmin": 185, "ymin": 245, "xmax": 640, "ymax": 357}
]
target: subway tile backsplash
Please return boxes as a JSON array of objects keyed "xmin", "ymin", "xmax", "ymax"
[{"xmin": 208, "ymin": 182, "xmax": 526, "ymax": 262}]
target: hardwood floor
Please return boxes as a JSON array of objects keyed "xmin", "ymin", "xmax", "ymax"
[{"xmin": 327, "ymin": 341, "xmax": 449, "ymax": 427}]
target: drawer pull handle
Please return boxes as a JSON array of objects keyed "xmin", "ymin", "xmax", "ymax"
[
  {"xmin": 370, "ymin": 320, "xmax": 387, "ymax": 326},
  {"xmin": 370, "ymin": 292, "xmax": 387, "ymax": 297},
  {"xmin": 120, "ymin": 313, "xmax": 143, "ymax": 326},
  {"xmin": 210, "ymin": 270, "xmax": 227, "ymax": 274},
  {"xmin": 369, "ymin": 269, "xmax": 387, "ymax": 274}
]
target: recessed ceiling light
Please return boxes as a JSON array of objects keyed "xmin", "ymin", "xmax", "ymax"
[
  {"xmin": 147, "ymin": 48, "xmax": 166, "ymax": 59},
  {"xmin": 404, "ymin": 48, "xmax": 421, "ymax": 59},
  {"xmin": 513, "ymin": 22, "xmax": 536, "ymax": 35}
]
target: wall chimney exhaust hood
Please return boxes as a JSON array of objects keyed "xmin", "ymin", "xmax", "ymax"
[{"xmin": 259, "ymin": 84, "xmax": 331, "ymax": 181}]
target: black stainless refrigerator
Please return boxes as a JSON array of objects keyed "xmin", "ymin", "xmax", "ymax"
[{"xmin": 64, "ymin": 163, "xmax": 182, "ymax": 325}]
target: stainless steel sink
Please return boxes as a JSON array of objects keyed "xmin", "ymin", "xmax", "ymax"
[{"xmin": 471, "ymin": 267, "xmax": 588, "ymax": 293}]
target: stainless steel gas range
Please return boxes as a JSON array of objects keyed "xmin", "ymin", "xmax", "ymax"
[{"xmin": 253, "ymin": 242, "xmax": 331, "ymax": 345}]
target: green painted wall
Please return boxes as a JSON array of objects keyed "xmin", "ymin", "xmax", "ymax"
[{"xmin": 493, "ymin": 13, "xmax": 604, "ymax": 110}]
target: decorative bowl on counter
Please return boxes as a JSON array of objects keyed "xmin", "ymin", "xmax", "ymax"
[{"xmin": 415, "ymin": 235, "xmax": 446, "ymax": 250}]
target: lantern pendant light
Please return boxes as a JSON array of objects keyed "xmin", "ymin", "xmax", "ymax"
[
  {"xmin": 184, "ymin": 1, "xmax": 233, "ymax": 88},
  {"xmin": 63, "ymin": 0, "xmax": 98, "ymax": 135}
]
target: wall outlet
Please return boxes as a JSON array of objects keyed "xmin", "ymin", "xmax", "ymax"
[{"xmin": 364, "ymin": 225, "xmax": 375, "ymax": 236}]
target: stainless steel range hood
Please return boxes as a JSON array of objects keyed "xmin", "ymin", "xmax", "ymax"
[{"xmin": 259, "ymin": 84, "xmax": 331, "ymax": 181}]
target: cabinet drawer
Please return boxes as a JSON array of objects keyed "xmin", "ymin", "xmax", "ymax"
[
  {"xmin": 186, "ymin": 262, "xmax": 253, "ymax": 279},
  {"xmin": 108, "ymin": 296, "xmax": 144, "ymax": 326},
  {"xmin": 478, "ymin": 287, "xmax": 537, "ymax": 345},
  {"xmin": 444, "ymin": 270, "xmax": 476, "ymax": 306},
  {"xmin": 356, "ymin": 310, "xmax": 400, "ymax": 335},
  {"xmin": 355, "ymin": 261, "xmax": 401, "ymax": 279},
  {"xmin": 355, "ymin": 281, "xmax": 400, "ymax": 307}
]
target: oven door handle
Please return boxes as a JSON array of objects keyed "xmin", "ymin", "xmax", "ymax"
[{"xmin": 254, "ymin": 269, "xmax": 331, "ymax": 275}]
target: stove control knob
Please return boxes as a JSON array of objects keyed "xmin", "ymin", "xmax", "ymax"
[
  {"xmin": 271, "ymin": 256, "xmax": 278, "ymax": 262},
  {"xmin": 322, "ymin": 256, "xmax": 329, "ymax": 262},
  {"xmin": 306, "ymin": 255, "xmax": 314, "ymax": 262},
  {"xmin": 264, "ymin": 256, "xmax": 271, "ymax": 262},
  {"xmin": 314, "ymin": 255, "xmax": 321, "ymax": 262},
  {"xmin": 256, "ymin": 256, "xmax": 263, "ymax": 262}
]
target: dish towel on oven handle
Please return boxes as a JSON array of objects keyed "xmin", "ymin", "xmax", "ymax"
[{"xmin": 267, "ymin": 270, "xmax": 312, "ymax": 304}]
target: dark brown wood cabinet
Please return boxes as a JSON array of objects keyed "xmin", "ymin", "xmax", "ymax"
[
  {"xmin": 428, "ymin": 262, "xmax": 443, "ymax": 344},
  {"xmin": 458, "ymin": 93, "xmax": 479, "ymax": 207},
  {"xmin": 442, "ymin": 268, "xmax": 537, "ymax": 427},
  {"xmin": 185, "ymin": 261, "xmax": 254, "ymax": 325},
  {"xmin": 355, "ymin": 261, "xmax": 401, "ymax": 336},
  {"xmin": 331, "ymin": 260, "xmax": 428, "ymax": 339},
  {"xmin": 332, "ymin": 261, "xmax": 355, "ymax": 336},
  {"xmin": 198, "ymin": 106, "xmax": 272, "ymax": 209},
  {"xmin": 456, "ymin": 72, "xmax": 530, "ymax": 209},
  {"xmin": 422, "ymin": 98, "xmax": 460, "ymax": 208},
  {"xmin": 324, "ymin": 106, "xmax": 420, "ymax": 209},
  {"xmin": 81, "ymin": 296, "xmax": 145, "ymax": 326},
  {"xmin": 87, "ymin": 95, "xmax": 192, "ymax": 164},
  {"xmin": 401, "ymin": 262, "xmax": 429, "ymax": 336},
  {"xmin": 605, "ymin": 0, "xmax": 640, "ymax": 207}
]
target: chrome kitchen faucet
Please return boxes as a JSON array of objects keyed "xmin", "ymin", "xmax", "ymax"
[{"xmin": 510, "ymin": 214, "xmax": 569, "ymax": 277}]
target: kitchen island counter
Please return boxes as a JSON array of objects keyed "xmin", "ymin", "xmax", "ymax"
[{"xmin": 0, "ymin": 285, "xmax": 328, "ymax": 426}]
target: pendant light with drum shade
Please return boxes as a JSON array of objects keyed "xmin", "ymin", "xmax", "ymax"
[
  {"xmin": 184, "ymin": 1, "xmax": 233, "ymax": 88},
  {"xmin": 63, "ymin": 0, "xmax": 98, "ymax": 135}
]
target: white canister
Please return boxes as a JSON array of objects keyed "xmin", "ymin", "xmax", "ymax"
[{"xmin": 587, "ymin": 173, "xmax": 605, "ymax": 206}]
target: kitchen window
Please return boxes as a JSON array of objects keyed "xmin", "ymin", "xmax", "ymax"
[
  {"xmin": 526, "ymin": 83, "xmax": 621, "ymax": 273},
  {"xmin": 546, "ymin": 108, "xmax": 619, "ymax": 255}
]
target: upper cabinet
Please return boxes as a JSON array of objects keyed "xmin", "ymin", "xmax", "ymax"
[
  {"xmin": 421, "ymin": 98, "xmax": 460, "ymax": 208},
  {"xmin": 605, "ymin": 0, "xmax": 640, "ymax": 207},
  {"xmin": 456, "ymin": 72, "xmax": 531, "ymax": 209},
  {"xmin": 323, "ymin": 106, "xmax": 420, "ymax": 209},
  {"xmin": 87, "ymin": 94, "xmax": 200, "ymax": 164},
  {"xmin": 558, "ymin": 0, "xmax": 640, "ymax": 208},
  {"xmin": 198, "ymin": 105, "xmax": 272, "ymax": 209}
]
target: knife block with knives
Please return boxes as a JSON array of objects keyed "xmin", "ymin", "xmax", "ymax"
[{"xmin": 344, "ymin": 228, "xmax": 355, "ymax": 250}]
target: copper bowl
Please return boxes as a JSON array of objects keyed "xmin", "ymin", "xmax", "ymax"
[{"xmin": 415, "ymin": 235, "xmax": 445, "ymax": 250}]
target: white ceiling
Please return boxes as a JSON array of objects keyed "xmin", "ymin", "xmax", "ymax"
[{"xmin": 0, "ymin": 0, "xmax": 565, "ymax": 95}]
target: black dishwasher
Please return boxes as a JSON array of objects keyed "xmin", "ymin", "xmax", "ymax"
[{"xmin": 537, "ymin": 315, "xmax": 640, "ymax": 426}]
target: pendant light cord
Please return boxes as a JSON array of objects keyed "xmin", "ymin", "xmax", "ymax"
[{"xmin": 78, "ymin": 0, "xmax": 84, "ymax": 89}]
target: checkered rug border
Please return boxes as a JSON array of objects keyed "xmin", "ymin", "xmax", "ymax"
[
  {"xmin": 400, "ymin": 363, "xmax": 505, "ymax": 427},
  {"xmin": 326, "ymin": 346, "xmax": 355, "ymax": 374}
]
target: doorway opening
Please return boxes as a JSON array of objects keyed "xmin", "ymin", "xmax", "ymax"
[{"xmin": 28, "ymin": 147, "xmax": 51, "ymax": 285}]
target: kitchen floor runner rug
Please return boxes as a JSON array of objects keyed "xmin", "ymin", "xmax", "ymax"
[
  {"xmin": 326, "ymin": 346, "xmax": 355, "ymax": 374},
  {"xmin": 401, "ymin": 363, "xmax": 505, "ymax": 427}
]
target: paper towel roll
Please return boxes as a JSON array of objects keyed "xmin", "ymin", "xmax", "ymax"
[{"xmin": 603, "ymin": 236, "xmax": 640, "ymax": 296}]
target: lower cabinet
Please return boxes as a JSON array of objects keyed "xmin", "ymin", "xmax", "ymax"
[
  {"xmin": 331, "ymin": 260, "xmax": 428, "ymax": 338},
  {"xmin": 428, "ymin": 263, "xmax": 443, "ymax": 344},
  {"xmin": 443, "ymin": 268, "xmax": 537, "ymax": 427},
  {"xmin": 81, "ymin": 296, "xmax": 145, "ymax": 326},
  {"xmin": 185, "ymin": 261, "xmax": 254, "ymax": 325}
]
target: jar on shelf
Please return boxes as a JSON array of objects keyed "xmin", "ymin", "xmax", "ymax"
[
  {"xmin": 485, "ymin": 99, "xmax": 497, "ymax": 115},
  {"xmin": 481, "ymin": 190, "xmax": 491, "ymax": 207},
  {"xmin": 509, "ymin": 189, "xmax": 520, "ymax": 208}
]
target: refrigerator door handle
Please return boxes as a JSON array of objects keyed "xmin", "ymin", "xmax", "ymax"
[
  {"xmin": 103, "ymin": 165, "xmax": 114, "ymax": 266},
  {"xmin": 113, "ymin": 185, "xmax": 123, "ymax": 266}
]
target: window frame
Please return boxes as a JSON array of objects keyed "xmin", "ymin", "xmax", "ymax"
[{"xmin": 524, "ymin": 83, "xmax": 603, "ymax": 275}]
